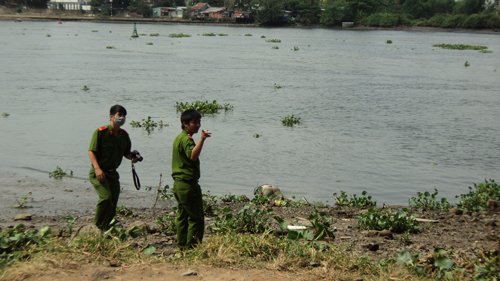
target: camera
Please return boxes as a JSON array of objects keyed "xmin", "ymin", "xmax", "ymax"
[{"xmin": 131, "ymin": 150, "xmax": 143, "ymax": 162}]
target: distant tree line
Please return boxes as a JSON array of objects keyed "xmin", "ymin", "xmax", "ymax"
[{"xmin": 3, "ymin": 0, "xmax": 499, "ymax": 28}]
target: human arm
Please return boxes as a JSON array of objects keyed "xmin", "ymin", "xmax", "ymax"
[
  {"xmin": 88, "ymin": 150, "xmax": 105, "ymax": 182},
  {"xmin": 189, "ymin": 130, "xmax": 211, "ymax": 161}
]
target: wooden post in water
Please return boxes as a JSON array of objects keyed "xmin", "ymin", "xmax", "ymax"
[{"xmin": 131, "ymin": 23, "xmax": 139, "ymax": 38}]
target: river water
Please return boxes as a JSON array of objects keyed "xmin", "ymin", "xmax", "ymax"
[{"xmin": 1, "ymin": 21, "xmax": 499, "ymax": 205}]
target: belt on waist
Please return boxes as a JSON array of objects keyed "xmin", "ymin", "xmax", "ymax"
[{"xmin": 175, "ymin": 178, "xmax": 198, "ymax": 184}]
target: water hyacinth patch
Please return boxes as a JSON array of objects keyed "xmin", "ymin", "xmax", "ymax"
[
  {"xmin": 266, "ymin": 39, "xmax": 281, "ymax": 43},
  {"xmin": 357, "ymin": 207, "xmax": 419, "ymax": 233},
  {"xmin": 175, "ymin": 100, "xmax": 234, "ymax": 115},
  {"xmin": 281, "ymin": 115, "xmax": 301, "ymax": 127},
  {"xmin": 409, "ymin": 189, "xmax": 451, "ymax": 211},
  {"xmin": 456, "ymin": 179, "xmax": 500, "ymax": 212},
  {"xmin": 169, "ymin": 33, "xmax": 191, "ymax": 38},
  {"xmin": 334, "ymin": 190, "xmax": 376, "ymax": 208},
  {"xmin": 433, "ymin": 43, "xmax": 488, "ymax": 52},
  {"xmin": 49, "ymin": 166, "xmax": 73, "ymax": 180},
  {"xmin": 130, "ymin": 116, "xmax": 168, "ymax": 135}
]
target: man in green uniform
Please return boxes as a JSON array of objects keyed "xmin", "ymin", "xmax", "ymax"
[
  {"xmin": 172, "ymin": 109, "xmax": 211, "ymax": 249},
  {"xmin": 88, "ymin": 104, "xmax": 140, "ymax": 230}
]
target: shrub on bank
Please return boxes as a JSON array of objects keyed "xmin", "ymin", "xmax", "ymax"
[
  {"xmin": 360, "ymin": 13, "xmax": 409, "ymax": 27},
  {"xmin": 419, "ymin": 13, "xmax": 500, "ymax": 28}
]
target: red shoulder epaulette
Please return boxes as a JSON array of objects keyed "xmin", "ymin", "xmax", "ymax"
[{"xmin": 98, "ymin": 125, "xmax": 108, "ymax": 131}]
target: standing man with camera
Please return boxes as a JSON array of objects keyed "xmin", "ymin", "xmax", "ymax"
[{"xmin": 88, "ymin": 104, "xmax": 141, "ymax": 231}]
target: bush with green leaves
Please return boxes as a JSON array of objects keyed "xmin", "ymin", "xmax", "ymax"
[
  {"xmin": 210, "ymin": 204, "xmax": 274, "ymax": 234},
  {"xmin": 361, "ymin": 12, "xmax": 403, "ymax": 27},
  {"xmin": 456, "ymin": 179, "xmax": 499, "ymax": 212},
  {"xmin": 275, "ymin": 208, "xmax": 335, "ymax": 242},
  {"xmin": 409, "ymin": 189, "xmax": 451, "ymax": 211},
  {"xmin": 334, "ymin": 190, "xmax": 376, "ymax": 208},
  {"xmin": 175, "ymin": 100, "xmax": 234, "ymax": 115},
  {"xmin": 394, "ymin": 248, "xmax": 459, "ymax": 279},
  {"xmin": 102, "ymin": 219, "xmax": 144, "ymax": 241},
  {"xmin": 0, "ymin": 224, "xmax": 52, "ymax": 268},
  {"xmin": 203, "ymin": 191, "xmax": 219, "ymax": 216},
  {"xmin": 474, "ymin": 250, "xmax": 499, "ymax": 280},
  {"xmin": 156, "ymin": 211, "xmax": 176, "ymax": 235},
  {"xmin": 357, "ymin": 208, "xmax": 419, "ymax": 233}
]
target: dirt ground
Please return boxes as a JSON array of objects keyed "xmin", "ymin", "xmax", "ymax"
[{"xmin": 0, "ymin": 172, "xmax": 498, "ymax": 280}]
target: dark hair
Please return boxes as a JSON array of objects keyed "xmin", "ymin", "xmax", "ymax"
[
  {"xmin": 180, "ymin": 109, "xmax": 201, "ymax": 129},
  {"xmin": 110, "ymin": 104, "xmax": 127, "ymax": 116}
]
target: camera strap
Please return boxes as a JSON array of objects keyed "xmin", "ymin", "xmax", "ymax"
[{"xmin": 131, "ymin": 162, "xmax": 141, "ymax": 190}]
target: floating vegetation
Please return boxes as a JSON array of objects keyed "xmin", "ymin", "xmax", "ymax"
[
  {"xmin": 81, "ymin": 85, "xmax": 89, "ymax": 91},
  {"xmin": 46, "ymin": 34, "xmax": 51, "ymax": 37},
  {"xmin": 91, "ymin": 30, "xmax": 98, "ymax": 32},
  {"xmin": 260, "ymin": 35, "xmax": 266, "ymax": 38},
  {"xmin": 464, "ymin": 61, "xmax": 470, "ymax": 67},
  {"xmin": 139, "ymin": 33, "xmax": 147, "ymax": 36},
  {"xmin": 149, "ymin": 33, "xmax": 159, "ymax": 36},
  {"xmin": 274, "ymin": 83, "xmax": 282, "ymax": 89},
  {"xmin": 130, "ymin": 116, "xmax": 168, "ymax": 135},
  {"xmin": 49, "ymin": 166, "xmax": 73, "ymax": 180},
  {"xmin": 14, "ymin": 192, "xmax": 32, "ymax": 209},
  {"xmin": 202, "ymin": 32, "xmax": 216, "ymax": 36},
  {"xmin": 218, "ymin": 33, "xmax": 228, "ymax": 36},
  {"xmin": 292, "ymin": 46, "xmax": 299, "ymax": 51},
  {"xmin": 433, "ymin": 43, "xmax": 488, "ymax": 52},
  {"xmin": 106, "ymin": 46, "xmax": 115, "ymax": 49},
  {"xmin": 175, "ymin": 100, "xmax": 234, "ymax": 115},
  {"xmin": 1, "ymin": 112, "xmax": 10, "ymax": 117},
  {"xmin": 146, "ymin": 42, "xmax": 153, "ymax": 45},
  {"xmin": 281, "ymin": 115, "xmax": 301, "ymax": 127},
  {"xmin": 479, "ymin": 49, "xmax": 492, "ymax": 53},
  {"xmin": 272, "ymin": 46, "xmax": 279, "ymax": 49},
  {"xmin": 266, "ymin": 38, "xmax": 281, "ymax": 43},
  {"xmin": 244, "ymin": 33, "xmax": 252, "ymax": 36},
  {"xmin": 253, "ymin": 133, "xmax": 261, "ymax": 138},
  {"xmin": 386, "ymin": 40, "xmax": 392, "ymax": 44},
  {"xmin": 169, "ymin": 33, "xmax": 191, "ymax": 38}
]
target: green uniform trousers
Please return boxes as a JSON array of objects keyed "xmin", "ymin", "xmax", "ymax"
[
  {"xmin": 173, "ymin": 180, "xmax": 204, "ymax": 249},
  {"xmin": 89, "ymin": 169, "xmax": 120, "ymax": 230}
]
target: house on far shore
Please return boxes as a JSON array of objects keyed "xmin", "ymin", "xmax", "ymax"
[
  {"xmin": 201, "ymin": 7, "xmax": 226, "ymax": 20},
  {"xmin": 190, "ymin": 2, "xmax": 209, "ymax": 19},
  {"xmin": 152, "ymin": 6, "xmax": 186, "ymax": 18},
  {"xmin": 47, "ymin": 0, "xmax": 91, "ymax": 11}
]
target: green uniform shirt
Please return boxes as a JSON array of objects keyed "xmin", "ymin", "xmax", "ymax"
[
  {"xmin": 172, "ymin": 130, "xmax": 200, "ymax": 181},
  {"xmin": 89, "ymin": 125, "xmax": 131, "ymax": 171}
]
